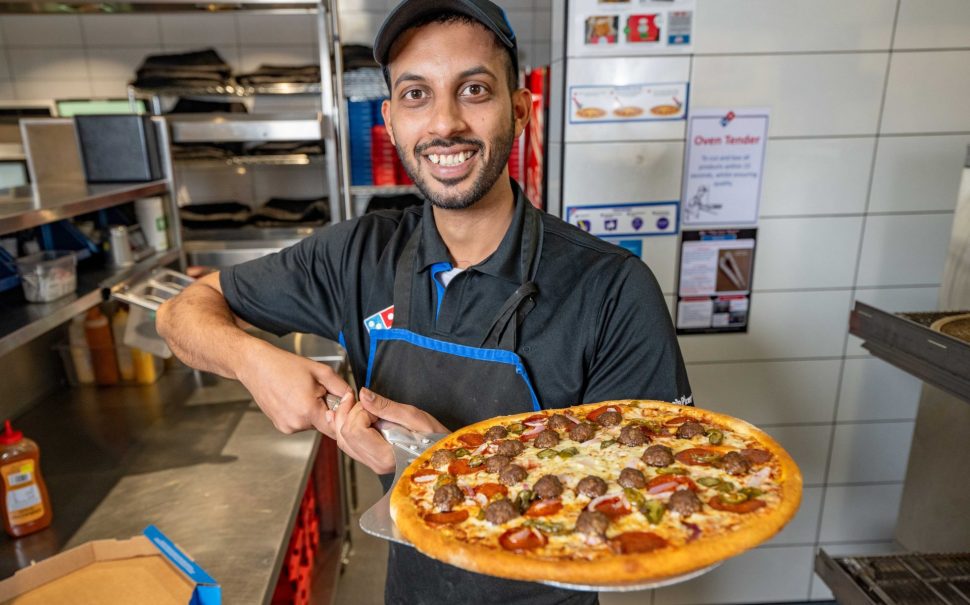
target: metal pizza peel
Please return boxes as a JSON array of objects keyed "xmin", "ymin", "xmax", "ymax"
[{"xmin": 326, "ymin": 394, "xmax": 720, "ymax": 591}]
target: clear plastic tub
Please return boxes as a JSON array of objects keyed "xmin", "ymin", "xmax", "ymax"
[{"xmin": 16, "ymin": 251, "xmax": 77, "ymax": 303}]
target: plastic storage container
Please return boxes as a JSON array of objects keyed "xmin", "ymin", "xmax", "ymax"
[{"xmin": 15, "ymin": 251, "xmax": 77, "ymax": 303}]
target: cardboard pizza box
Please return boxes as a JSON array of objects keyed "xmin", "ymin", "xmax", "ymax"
[{"xmin": 0, "ymin": 525, "xmax": 220, "ymax": 605}]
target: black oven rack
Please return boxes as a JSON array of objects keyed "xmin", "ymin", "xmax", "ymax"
[{"xmin": 816, "ymin": 550, "xmax": 970, "ymax": 605}]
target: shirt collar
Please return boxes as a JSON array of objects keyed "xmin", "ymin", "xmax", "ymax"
[{"xmin": 416, "ymin": 179, "xmax": 533, "ymax": 285}]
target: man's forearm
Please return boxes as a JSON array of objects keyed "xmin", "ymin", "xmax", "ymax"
[{"xmin": 156, "ymin": 275, "xmax": 264, "ymax": 380}]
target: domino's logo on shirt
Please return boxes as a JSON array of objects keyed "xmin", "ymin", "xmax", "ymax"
[{"xmin": 365, "ymin": 305, "xmax": 395, "ymax": 333}]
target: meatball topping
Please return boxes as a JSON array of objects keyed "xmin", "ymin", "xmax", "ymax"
[
  {"xmin": 676, "ymin": 421, "xmax": 706, "ymax": 439},
  {"xmin": 568, "ymin": 422, "xmax": 596, "ymax": 443},
  {"xmin": 430, "ymin": 449, "xmax": 457, "ymax": 468},
  {"xmin": 718, "ymin": 451, "xmax": 752, "ymax": 476},
  {"xmin": 617, "ymin": 467, "xmax": 647, "ymax": 489},
  {"xmin": 641, "ymin": 444, "xmax": 675, "ymax": 468},
  {"xmin": 533, "ymin": 474, "xmax": 564, "ymax": 500},
  {"xmin": 499, "ymin": 463, "xmax": 528, "ymax": 486},
  {"xmin": 533, "ymin": 429, "xmax": 560, "ymax": 449},
  {"xmin": 484, "ymin": 454, "xmax": 511, "ymax": 474},
  {"xmin": 575, "ymin": 510, "xmax": 610, "ymax": 540},
  {"xmin": 484, "ymin": 498, "xmax": 519, "ymax": 525},
  {"xmin": 667, "ymin": 489, "xmax": 703, "ymax": 516},
  {"xmin": 484, "ymin": 425, "xmax": 509, "ymax": 442},
  {"xmin": 595, "ymin": 410, "xmax": 622, "ymax": 427},
  {"xmin": 576, "ymin": 475, "xmax": 608, "ymax": 498},
  {"xmin": 433, "ymin": 483, "xmax": 463, "ymax": 512},
  {"xmin": 547, "ymin": 414, "xmax": 575, "ymax": 430},
  {"xmin": 494, "ymin": 439, "xmax": 525, "ymax": 457},
  {"xmin": 618, "ymin": 424, "xmax": 647, "ymax": 447}
]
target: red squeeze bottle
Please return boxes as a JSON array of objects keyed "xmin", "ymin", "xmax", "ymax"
[
  {"xmin": 0, "ymin": 420, "xmax": 53, "ymax": 538},
  {"xmin": 84, "ymin": 307, "xmax": 120, "ymax": 385}
]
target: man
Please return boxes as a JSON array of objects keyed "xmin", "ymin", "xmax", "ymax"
[{"xmin": 157, "ymin": 0, "xmax": 692, "ymax": 602}]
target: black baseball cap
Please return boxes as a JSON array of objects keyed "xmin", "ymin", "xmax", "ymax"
[{"xmin": 374, "ymin": 0, "xmax": 518, "ymax": 74}]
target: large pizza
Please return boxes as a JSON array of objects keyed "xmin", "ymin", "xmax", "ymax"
[{"xmin": 389, "ymin": 399, "xmax": 802, "ymax": 586}]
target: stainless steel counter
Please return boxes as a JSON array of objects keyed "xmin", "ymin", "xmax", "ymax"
[{"xmin": 0, "ymin": 357, "xmax": 336, "ymax": 604}]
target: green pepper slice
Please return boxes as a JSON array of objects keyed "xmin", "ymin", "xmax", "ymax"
[
  {"xmin": 600, "ymin": 439, "xmax": 617, "ymax": 449},
  {"xmin": 643, "ymin": 499, "xmax": 665, "ymax": 524},
  {"xmin": 454, "ymin": 448, "xmax": 470, "ymax": 458},
  {"xmin": 507, "ymin": 423, "xmax": 525, "ymax": 434},
  {"xmin": 468, "ymin": 455, "xmax": 484, "ymax": 468},
  {"xmin": 719, "ymin": 490, "xmax": 749, "ymax": 504},
  {"xmin": 656, "ymin": 467, "xmax": 688, "ymax": 475},
  {"xmin": 696, "ymin": 476, "xmax": 721, "ymax": 488},
  {"xmin": 558, "ymin": 447, "xmax": 579, "ymax": 458},
  {"xmin": 707, "ymin": 429, "xmax": 724, "ymax": 445},
  {"xmin": 537, "ymin": 448, "xmax": 558, "ymax": 459}
]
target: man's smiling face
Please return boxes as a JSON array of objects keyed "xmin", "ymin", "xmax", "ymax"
[{"xmin": 382, "ymin": 19, "xmax": 529, "ymax": 210}]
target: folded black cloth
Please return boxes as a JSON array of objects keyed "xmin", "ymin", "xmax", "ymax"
[
  {"xmin": 245, "ymin": 141, "xmax": 323, "ymax": 155},
  {"xmin": 251, "ymin": 197, "xmax": 330, "ymax": 225},
  {"xmin": 133, "ymin": 48, "xmax": 231, "ymax": 89},
  {"xmin": 170, "ymin": 98, "xmax": 248, "ymax": 114},
  {"xmin": 236, "ymin": 64, "xmax": 320, "ymax": 86},
  {"xmin": 180, "ymin": 201, "xmax": 250, "ymax": 229}
]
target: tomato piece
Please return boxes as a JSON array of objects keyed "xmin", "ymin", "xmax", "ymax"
[
  {"xmin": 499, "ymin": 527, "xmax": 548, "ymax": 551},
  {"xmin": 608, "ymin": 531, "xmax": 668, "ymax": 554},
  {"xmin": 519, "ymin": 432, "xmax": 539, "ymax": 442},
  {"xmin": 708, "ymin": 496, "xmax": 767, "ymax": 514},
  {"xmin": 424, "ymin": 510, "xmax": 469, "ymax": 524},
  {"xmin": 410, "ymin": 469, "xmax": 439, "ymax": 484},
  {"xmin": 674, "ymin": 447, "xmax": 722, "ymax": 466},
  {"xmin": 523, "ymin": 414, "xmax": 547, "ymax": 424},
  {"xmin": 741, "ymin": 448, "xmax": 772, "ymax": 464},
  {"xmin": 593, "ymin": 496, "xmax": 632, "ymax": 519},
  {"xmin": 586, "ymin": 405, "xmax": 620, "ymax": 422},
  {"xmin": 448, "ymin": 459, "xmax": 481, "ymax": 475},
  {"xmin": 475, "ymin": 483, "xmax": 508, "ymax": 500},
  {"xmin": 525, "ymin": 499, "xmax": 563, "ymax": 517},
  {"xmin": 458, "ymin": 433, "xmax": 485, "ymax": 447},
  {"xmin": 664, "ymin": 415, "xmax": 691, "ymax": 426},
  {"xmin": 646, "ymin": 475, "xmax": 698, "ymax": 493}
]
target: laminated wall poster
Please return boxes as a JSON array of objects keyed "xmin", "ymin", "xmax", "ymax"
[{"xmin": 676, "ymin": 228, "xmax": 757, "ymax": 335}]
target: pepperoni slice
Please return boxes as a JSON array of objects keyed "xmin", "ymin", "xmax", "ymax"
[
  {"xmin": 448, "ymin": 459, "xmax": 481, "ymax": 475},
  {"xmin": 475, "ymin": 483, "xmax": 508, "ymax": 500},
  {"xmin": 708, "ymin": 496, "xmax": 767, "ymax": 514},
  {"xmin": 424, "ymin": 510, "xmax": 470, "ymax": 524},
  {"xmin": 587, "ymin": 405, "xmax": 621, "ymax": 422},
  {"xmin": 458, "ymin": 433, "xmax": 485, "ymax": 447},
  {"xmin": 523, "ymin": 413, "xmax": 547, "ymax": 425},
  {"xmin": 411, "ymin": 469, "xmax": 439, "ymax": 484},
  {"xmin": 674, "ymin": 447, "xmax": 722, "ymax": 466},
  {"xmin": 664, "ymin": 415, "xmax": 691, "ymax": 426},
  {"xmin": 608, "ymin": 531, "xmax": 668, "ymax": 554},
  {"xmin": 593, "ymin": 496, "xmax": 632, "ymax": 519},
  {"xmin": 646, "ymin": 474, "xmax": 698, "ymax": 493},
  {"xmin": 741, "ymin": 448, "xmax": 772, "ymax": 464},
  {"xmin": 525, "ymin": 499, "xmax": 563, "ymax": 517},
  {"xmin": 499, "ymin": 527, "xmax": 548, "ymax": 551}
]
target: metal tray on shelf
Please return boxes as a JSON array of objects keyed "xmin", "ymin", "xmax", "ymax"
[{"xmin": 850, "ymin": 302, "xmax": 970, "ymax": 403}]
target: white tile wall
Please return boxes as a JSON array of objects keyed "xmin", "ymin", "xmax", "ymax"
[
  {"xmin": 881, "ymin": 50, "xmax": 970, "ymax": 134},
  {"xmin": 753, "ymin": 216, "xmax": 863, "ymax": 290},
  {"xmin": 826, "ymin": 421, "xmax": 915, "ymax": 484},
  {"xmin": 159, "ymin": 14, "xmax": 237, "ymax": 46},
  {"xmin": 80, "ymin": 15, "xmax": 161, "ymax": 47},
  {"xmin": 693, "ymin": 0, "xmax": 896, "ymax": 54},
  {"xmin": 687, "ymin": 360, "xmax": 841, "ymax": 425},
  {"xmin": 236, "ymin": 14, "xmax": 316, "ymax": 46},
  {"xmin": 837, "ymin": 358, "xmax": 923, "ymax": 421},
  {"xmin": 895, "ymin": 0, "xmax": 970, "ymax": 50},
  {"xmin": 760, "ymin": 137, "xmax": 875, "ymax": 217},
  {"xmin": 818, "ymin": 483, "xmax": 904, "ymax": 542},
  {"xmin": 562, "ymin": 142, "xmax": 684, "ymax": 204},
  {"xmin": 768, "ymin": 486, "xmax": 823, "ymax": 546},
  {"xmin": 86, "ymin": 47, "xmax": 162, "ymax": 81},
  {"xmin": 763, "ymin": 424, "xmax": 831, "ymax": 486},
  {"xmin": 869, "ymin": 134, "xmax": 970, "ymax": 213},
  {"xmin": 0, "ymin": 16, "xmax": 83, "ymax": 48},
  {"xmin": 238, "ymin": 46, "xmax": 317, "ymax": 74},
  {"xmin": 651, "ymin": 546, "xmax": 815, "ymax": 604},
  {"xmin": 7, "ymin": 49, "xmax": 88, "ymax": 81},
  {"xmin": 855, "ymin": 213, "xmax": 954, "ymax": 287},
  {"xmin": 678, "ymin": 290, "xmax": 852, "ymax": 362},
  {"xmin": 690, "ymin": 53, "xmax": 888, "ymax": 138},
  {"xmin": 641, "ymin": 235, "xmax": 680, "ymax": 295}
]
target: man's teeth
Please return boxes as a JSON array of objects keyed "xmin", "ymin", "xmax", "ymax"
[{"xmin": 428, "ymin": 151, "xmax": 474, "ymax": 166}]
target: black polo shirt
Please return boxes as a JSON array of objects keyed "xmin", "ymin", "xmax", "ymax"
[{"xmin": 221, "ymin": 181, "xmax": 692, "ymax": 410}]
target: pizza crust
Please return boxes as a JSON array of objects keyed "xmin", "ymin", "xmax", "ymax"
[{"xmin": 390, "ymin": 400, "xmax": 803, "ymax": 586}]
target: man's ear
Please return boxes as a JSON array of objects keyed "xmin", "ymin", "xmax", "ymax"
[
  {"xmin": 512, "ymin": 87, "xmax": 532, "ymax": 139},
  {"xmin": 381, "ymin": 98, "xmax": 396, "ymax": 146}
]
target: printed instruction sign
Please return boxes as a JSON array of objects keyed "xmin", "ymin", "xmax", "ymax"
[
  {"xmin": 569, "ymin": 83, "xmax": 688, "ymax": 124},
  {"xmin": 566, "ymin": 201, "xmax": 679, "ymax": 237},
  {"xmin": 682, "ymin": 108, "xmax": 769, "ymax": 226},
  {"xmin": 676, "ymin": 228, "xmax": 757, "ymax": 334},
  {"xmin": 569, "ymin": 0, "xmax": 696, "ymax": 56}
]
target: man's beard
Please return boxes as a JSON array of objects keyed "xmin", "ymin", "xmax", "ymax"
[{"xmin": 396, "ymin": 123, "xmax": 515, "ymax": 210}]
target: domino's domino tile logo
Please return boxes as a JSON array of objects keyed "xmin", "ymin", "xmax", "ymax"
[{"xmin": 365, "ymin": 305, "xmax": 395, "ymax": 333}]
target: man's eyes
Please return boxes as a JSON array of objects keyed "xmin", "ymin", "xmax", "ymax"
[
  {"xmin": 461, "ymin": 84, "xmax": 487, "ymax": 97},
  {"xmin": 403, "ymin": 89, "xmax": 426, "ymax": 100}
]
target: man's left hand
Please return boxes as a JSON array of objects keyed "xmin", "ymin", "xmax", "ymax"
[{"xmin": 358, "ymin": 388, "xmax": 449, "ymax": 435}]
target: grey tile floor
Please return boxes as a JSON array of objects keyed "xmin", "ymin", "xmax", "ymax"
[{"xmin": 334, "ymin": 461, "xmax": 388, "ymax": 605}]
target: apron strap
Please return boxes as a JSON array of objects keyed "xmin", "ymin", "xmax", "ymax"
[
  {"xmin": 482, "ymin": 206, "xmax": 544, "ymax": 350},
  {"xmin": 391, "ymin": 226, "xmax": 423, "ymax": 331}
]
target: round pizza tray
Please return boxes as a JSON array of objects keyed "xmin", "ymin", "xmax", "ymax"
[
  {"xmin": 541, "ymin": 562, "xmax": 720, "ymax": 592},
  {"xmin": 930, "ymin": 313, "xmax": 970, "ymax": 343}
]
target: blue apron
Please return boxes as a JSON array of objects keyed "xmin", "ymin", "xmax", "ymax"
[{"xmin": 366, "ymin": 210, "xmax": 597, "ymax": 605}]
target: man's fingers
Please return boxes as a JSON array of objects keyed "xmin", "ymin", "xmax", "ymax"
[
  {"xmin": 359, "ymin": 388, "xmax": 447, "ymax": 433},
  {"xmin": 307, "ymin": 360, "xmax": 352, "ymax": 398}
]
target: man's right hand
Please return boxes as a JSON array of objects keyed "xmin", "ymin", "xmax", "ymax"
[{"xmin": 236, "ymin": 339, "xmax": 353, "ymax": 438}]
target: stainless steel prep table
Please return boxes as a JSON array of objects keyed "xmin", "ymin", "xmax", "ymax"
[{"xmin": 0, "ymin": 348, "xmax": 342, "ymax": 604}]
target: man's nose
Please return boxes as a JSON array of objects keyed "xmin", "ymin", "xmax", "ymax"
[{"xmin": 428, "ymin": 96, "xmax": 467, "ymax": 137}]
